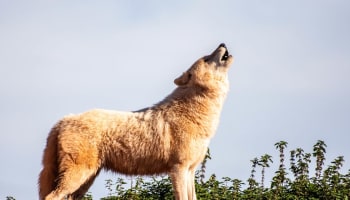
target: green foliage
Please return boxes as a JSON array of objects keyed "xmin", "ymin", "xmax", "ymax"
[
  {"xmin": 100, "ymin": 176, "xmax": 173, "ymax": 200},
  {"xmin": 82, "ymin": 192, "xmax": 93, "ymax": 200},
  {"xmin": 91, "ymin": 140, "xmax": 350, "ymax": 199},
  {"xmin": 7, "ymin": 140, "xmax": 349, "ymax": 199}
]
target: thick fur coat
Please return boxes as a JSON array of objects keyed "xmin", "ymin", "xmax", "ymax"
[{"xmin": 38, "ymin": 44, "xmax": 234, "ymax": 200}]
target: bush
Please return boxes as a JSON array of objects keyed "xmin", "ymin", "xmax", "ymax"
[
  {"xmin": 8, "ymin": 140, "xmax": 350, "ymax": 199},
  {"xmin": 95, "ymin": 140, "xmax": 350, "ymax": 199}
]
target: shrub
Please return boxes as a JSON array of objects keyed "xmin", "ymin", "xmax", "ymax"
[{"xmin": 94, "ymin": 140, "xmax": 350, "ymax": 199}]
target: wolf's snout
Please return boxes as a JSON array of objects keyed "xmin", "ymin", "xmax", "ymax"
[
  {"xmin": 219, "ymin": 43, "xmax": 226, "ymax": 48},
  {"xmin": 205, "ymin": 43, "xmax": 231, "ymax": 63}
]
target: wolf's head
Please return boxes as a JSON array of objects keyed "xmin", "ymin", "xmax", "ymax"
[{"xmin": 174, "ymin": 43, "xmax": 234, "ymax": 91}]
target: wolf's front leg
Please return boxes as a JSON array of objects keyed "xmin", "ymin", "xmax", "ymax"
[
  {"xmin": 187, "ymin": 168, "xmax": 197, "ymax": 200},
  {"xmin": 170, "ymin": 165, "xmax": 190, "ymax": 200}
]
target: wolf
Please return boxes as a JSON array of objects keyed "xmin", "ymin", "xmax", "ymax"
[{"xmin": 38, "ymin": 43, "xmax": 233, "ymax": 200}]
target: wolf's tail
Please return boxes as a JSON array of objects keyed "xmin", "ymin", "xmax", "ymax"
[{"xmin": 38, "ymin": 126, "xmax": 60, "ymax": 200}]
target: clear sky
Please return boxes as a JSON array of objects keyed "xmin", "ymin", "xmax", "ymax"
[{"xmin": 1, "ymin": 0, "xmax": 350, "ymax": 199}]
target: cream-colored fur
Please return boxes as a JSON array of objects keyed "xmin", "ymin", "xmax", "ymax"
[{"xmin": 38, "ymin": 44, "xmax": 234, "ymax": 200}]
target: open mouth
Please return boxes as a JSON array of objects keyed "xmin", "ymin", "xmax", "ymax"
[
  {"xmin": 221, "ymin": 49, "xmax": 229, "ymax": 61},
  {"xmin": 204, "ymin": 43, "xmax": 231, "ymax": 63}
]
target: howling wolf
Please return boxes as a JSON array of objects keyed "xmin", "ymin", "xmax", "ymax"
[{"xmin": 39, "ymin": 43, "xmax": 234, "ymax": 200}]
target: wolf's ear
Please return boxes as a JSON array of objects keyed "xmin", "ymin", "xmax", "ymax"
[{"xmin": 174, "ymin": 72, "xmax": 191, "ymax": 86}]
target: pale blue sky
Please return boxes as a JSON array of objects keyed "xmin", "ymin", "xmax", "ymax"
[{"xmin": 1, "ymin": 0, "xmax": 350, "ymax": 199}]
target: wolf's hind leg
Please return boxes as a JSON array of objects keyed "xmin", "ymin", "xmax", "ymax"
[
  {"xmin": 44, "ymin": 165, "xmax": 98, "ymax": 200},
  {"xmin": 68, "ymin": 169, "xmax": 101, "ymax": 199}
]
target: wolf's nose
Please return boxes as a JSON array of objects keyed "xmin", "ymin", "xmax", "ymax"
[{"xmin": 219, "ymin": 43, "xmax": 226, "ymax": 48}]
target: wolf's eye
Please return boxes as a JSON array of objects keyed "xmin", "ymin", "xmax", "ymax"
[{"xmin": 188, "ymin": 73, "xmax": 192, "ymax": 79}]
